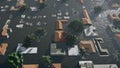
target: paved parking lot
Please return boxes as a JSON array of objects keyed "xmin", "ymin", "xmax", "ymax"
[
  {"xmin": 0, "ymin": 0, "xmax": 83, "ymax": 68},
  {"xmin": 0, "ymin": 0, "xmax": 119, "ymax": 68}
]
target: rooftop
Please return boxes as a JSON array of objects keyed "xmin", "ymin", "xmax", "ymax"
[
  {"xmin": 54, "ymin": 30, "xmax": 66, "ymax": 42},
  {"xmin": 56, "ymin": 20, "xmax": 68, "ymax": 30},
  {"xmin": 0, "ymin": 43, "xmax": 8, "ymax": 55},
  {"xmin": 79, "ymin": 40, "xmax": 96, "ymax": 53},
  {"xmin": 82, "ymin": 8, "xmax": 92, "ymax": 25},
  {"xmin": 68, "ymin": 45, "xmax": 80, "ymax": 56},
  {"xmin": 108, "ymin": 13, "xmax": 120, "ymax": 21},
  {"xmin": 22, "ymin": 64, "xmax": 39, "ymax": 68},
  {"xmin": 115, "ymin": 34, "xmax": 120, "ymax": 43},
  {"xmin": 79, "ymin": 61, "xmax": 118, "ymax": 68},
  {"xmin": 52, "ymin": 63, "xmax": 61, "ymax": 68}
]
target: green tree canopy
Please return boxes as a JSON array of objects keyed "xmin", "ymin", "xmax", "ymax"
[
  {"xmin": 42, "ymin": 55, "xmax": 51, "ymax": 68},
  {"xmin": 34, "ymin": 27, "xmax": 46, "ymax": 38},
  {"xmin": 65, "ymin": 34, "xmax": 77, "ymax": 47},
  {"xmin": 8, "ymin": 52, "xmax": 23, "ymax": 68},
  {"xmin": 68, "ymin": 20, "xmax": 84, "ymax": 34},
  {"xmin": 23, "ymin": 34, "xmax": 35, "ymax": 48}
]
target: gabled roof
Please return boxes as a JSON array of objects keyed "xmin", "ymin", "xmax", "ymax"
[
  {"xmin": 108, "ymin": 13, "xmax": 120, "ymax": 20},
  {"xmin": 52, "ymin": 63, "xmax": 61, "ymax": 68},
  {"xmin": 0, "ymin": 43, "xmax": 8, "ymax": 55},
  {"xmin": 54, "ymin": 30, "xmax": 65, "ymax": 42},
  {"xmin": 79, "ymin": 40, "xmax": 96, "ymax": 53},
  {"xmin": 22, "ymin": 64, "xmax": 39, "ymax": 68},
  {"xmin": 56, "ymin": 20, "xmax": 68, "ymax": 30},
  {"xmin": 82, "ymin": 9, "xmax": 92, "ymax": 25},
  {"xmin": 115, "ymin": 34, "xmax": 120, "ymax": 43},
  {"xmin": 1, "ymin": 28, "xmax": 8, "ymax": 37}
]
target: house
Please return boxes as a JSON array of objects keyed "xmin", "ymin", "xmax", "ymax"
[
  {"xmin": 82, "ymin": 8, "xmax": 92, "ymax": 25},
  {"xmin": 0, "ymin": 43, "xmax": 8, "ymax": 55},
  {"xmin": 1, "ymin": 20, "xmax": 10, "ymax": 37},
  {"xmin": 111, "ymin": 3, "xmax": 119, "ymax": 8},
  {"xmin": 84, "ymin": 26, "xmax": 98, "ymax": 37},
  {"xmin": 56, "ymin": 20, "xmax": 68, "ymax": 30},
  {"xmin": 79, "ymin": 61, "xmax": 94, "ymax": 68},
  {"xmin": 1, "ymin": 27, "xmax": 8, "ymax": 37},
  {"xmin": 50, "ymin": 43, "xmax": 66, "ymax": 55},
  {"xmin": 108, "ymin": 13, "xmax": 120, "ymax": 21},
  {"xmin": 16, "ymin": 0, "xmax": 25, "ymax": 8},
  {"xmin": 22, "ymin": 64, "xmax": 39, "ymax": 68},
  {"xmin": 115, "ymin": 34, "xmax": 120, "ymax": 43},
  {"xmin": 68, "ymin": 45, "xmax": 80, "ymax": 56},
  {"xmin": 80, "ymin": 0, "xmax": 84, "ymax": 4},
  {"xmin": 79, "ymin": 40, "xmax": 96, "ymax": 53},
  {"xmin": 54, "ymin": 30, "xmax": 65, "ymax": 42},
  {"xmin": 52, "ymin": 63, "xmax": 61, "ymax": 68},
  {"xmin": 93, "ymin": 38, "xmax": 109, "ymax": 56},
  {"xmin": 79, "ymin": 61, "xmax": 118, "ymax": 68},
  {"xmin": 38, "ymin": 0, "xmax": 44, "ymax": 3}
]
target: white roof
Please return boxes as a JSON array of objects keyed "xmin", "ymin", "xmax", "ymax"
[
  {"xmin": 79, "ymin": 61, "xmax": 93, "ymax": 65},
  {"xmin": 68, "ymin": 45, "xmax": 79, "ymax": 56},
  {"xmin": 94, "ymin": 64, "xmax": 118, "ymax": 68}
]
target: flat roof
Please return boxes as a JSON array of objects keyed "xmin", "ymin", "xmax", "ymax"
[{"xmin": 94, "ymin": 64, "xmax": 118, "ymax": 68}]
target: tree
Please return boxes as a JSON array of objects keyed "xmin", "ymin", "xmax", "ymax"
[
  {"xmin": 8, "ymin": 52, "xmax": 23, "ymax": 68},
  {"xmin": 42, "ymin": 55, "xmax": 51, "ymax": 68},
  {"xmin": 113, "ymin": 20, "xmax": 120, "ymax": 29},
  {"xmin": 68, "ymin": 20, "xmax": 84, "ymax": 34},
  {"xmin": 94, "ymin": 6, "xmax": 102, "ymax": 13},
  {"xmin": 34, "ymin": 27, "xmax": 46, "ymax": 39},
  {"xmin": 23, "ymin": 34, "xmax": 35, "ymax": 48},
  {"xmin": 65, "ymin": 34, "xmax": 77, "ymax": 47}
]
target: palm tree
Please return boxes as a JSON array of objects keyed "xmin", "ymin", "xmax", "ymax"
[{"xmin": 8, "ymin": 52, "xmax": 23, "ymax": 68}]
